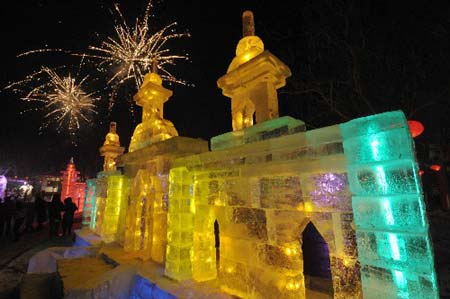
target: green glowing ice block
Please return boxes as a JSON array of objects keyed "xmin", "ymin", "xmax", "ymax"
[
  {"xmin": 210, "ymin": 116, "xmax": 305, "ymax": 151},
  {"xmin": 82, "ymin": 179, "xmax": 97, "ymax": 226},
  {"xmin": 340, "ymin": 111, "xmax": 439, "ymax": 299}
]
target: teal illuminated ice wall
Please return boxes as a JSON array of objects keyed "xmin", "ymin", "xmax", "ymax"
[
  {"xmin": 83, "ymin": 179, "xmax": 97, "ymax": 227},
  {"xmin": 340, "ymin": 111, "xmax": 438, "ymax": 299}
]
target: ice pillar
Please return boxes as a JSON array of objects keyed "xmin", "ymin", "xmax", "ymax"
[{"xmin": 340, "ymin": 111, "xmax": 439, "ymax": 299}]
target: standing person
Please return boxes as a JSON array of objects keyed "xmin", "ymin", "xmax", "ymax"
[
  {"xmin": 13, "ymin": 200, "xmax": 26, "ymax": 241},
  {"xmin": 62, "ymin": 197, "xmax": 78, "ymax": 236},
  {"xmin": 4, "ymin": 191, "xmax": 16, "ymax": 239},
  {"xmin": 35, "ymin": 191, "xmax": 47, "ymax": 230},
  {"xmin": 0, "ymin": 194, "xmax": 6, "ymax": 239},
  {"xmin": 24, "ymin": 187, "xmax": 36, "ymax": 232},
  {"xmin": 48, "ymin": 195, "xmax": 63, "ymax": 237}
]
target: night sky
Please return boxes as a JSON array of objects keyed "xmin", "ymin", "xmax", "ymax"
[{"xmin": 1, "ymin": 0, "xmax": 450, "ymax": 178}]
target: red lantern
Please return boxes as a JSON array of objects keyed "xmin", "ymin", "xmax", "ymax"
[
  {"xmin": 408, "ymin": 120, "xmax": 424, "ymax": 138},
  {"xmin": 430, "ymin": 164, "xmax": 441, "ymax": 172}
]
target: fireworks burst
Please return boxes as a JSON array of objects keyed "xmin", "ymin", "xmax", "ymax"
[
  {"xmin": 5, "ymin": 67, "xmax": 98, "ymax": 135},
  {"xmin": 85, "ymin": 0, "xmax": 190, "ymax": 104}
]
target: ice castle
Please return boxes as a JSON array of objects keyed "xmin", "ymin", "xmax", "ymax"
[{"xmin": 73, "ymin": 11, "xmax": 439, "ymax": 299}]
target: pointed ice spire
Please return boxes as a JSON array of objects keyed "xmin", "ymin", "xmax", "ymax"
[{"xmin": 242, "ymin": 10, "xmax": 255, "ymax": 37}]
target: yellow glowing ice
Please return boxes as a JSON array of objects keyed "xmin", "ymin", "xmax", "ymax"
[
  {"xmin": 124, "ymin": 167, "xmax": 168, "ymax": 263},
  {"xmin": 91, "ymin": 9, "xmax": 437, "ymax": 299},
  {"xmin": 129, "ymin": 67, "xmax": 178, "ymax": 152},
  {"xmin": 217, "ymin": 11, "xmax": 291, "ymax": 131},
  {"xmin": 164, "ymin": 11, "xmax": 361, "ymax": 299},
  {"xmin": 94, "ymin": 175, "xmax": 130, "ymax": 243},
  {"xmin": 99, "ymin": 122, "xmax": 125, "ymax": 171}
]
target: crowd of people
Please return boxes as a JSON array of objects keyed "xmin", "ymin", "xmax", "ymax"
[{"xmin": 0, "ymin": 189, "xmax": 78, "ymax": 241}]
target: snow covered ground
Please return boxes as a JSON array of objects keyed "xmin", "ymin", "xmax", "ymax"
[{"xmin": 0, "ymin": 219, "xmax": 80, "ymax": 299}]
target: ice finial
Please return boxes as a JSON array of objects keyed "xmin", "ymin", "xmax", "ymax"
[
  {"xmin": 109, "ymin": 121, "xmax": 117, "ymax": 133},
  {"xmin": 100, "ymin": 122, "xmax": 124, "ymax": 171},
  {"xmin": 69, "ymin": 157, "xmax": 74, "ymax": 164},
  {"xmin": 152, "ymin": 59, "xmax": 158, "ymax": 74},
  {"xmin": 143, "ymin": 59, "xmax": 162, "ymax": 85},
  {"xmin": 242, "ymin": 11, "xmax": 255, "ymax": 37}
]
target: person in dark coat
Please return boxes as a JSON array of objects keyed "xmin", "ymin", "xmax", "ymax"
[
  {"xmin": 4, "ymin": 192, "xmax": 16, "ymax": 239},
  {"xmin": 0, "ymin": 195, "xmax": 6, "ymax": 239},
  {"xmin": 48, "ymin": 195, "xmax": 63, "ymax": 237},
  {"xmin": 35, "ymin": 192, "xmax": 47, "ymax": 230},
  {"xmin": 62, "ymin": 197, "xmax": 78, "ymax": 236},
  {"xmin": 24, "ymin": 188, "xmax": 36, "ymax": 233},
  {"xmin": 13, "ymin": 200, "xmax": 26, "ymax": 241}
]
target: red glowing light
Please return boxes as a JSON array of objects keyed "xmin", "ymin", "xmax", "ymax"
[
  {"xmin": 419, "ymin": 170, "xmax": 424, "ymax": 176},
  {"xmin": 430, "ymin": 164, "xmax": 441, "ymax": 172},
  {"xmin": 408, "ymin": 120, "xmax": 424, "ymax": 138}
]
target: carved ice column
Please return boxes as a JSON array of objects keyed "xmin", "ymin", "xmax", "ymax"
[
  {"xmin": 99, "ymin": 122, "xmax": 125, "ymax": 171},
  {"xmin": 129, "ymin": 63, "xmax": 178, "ymax": 152},
  {"xmin": 217, "ymin": 11, "xmax": 292, "ymax": 131}
]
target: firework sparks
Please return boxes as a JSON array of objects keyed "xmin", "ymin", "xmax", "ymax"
[
  {"xmin": 5, "ymin": 67, "xmax": 98, "ymax": 135},
  {"xmin": 85, "ymin": 0, "xmax": 190, "ymax": 101}
]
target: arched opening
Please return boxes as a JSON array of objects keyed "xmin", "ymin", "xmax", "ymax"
[
  {"xmin": 214, "ymin": 219, "xmax": 220, "ymax": 272},
  {"xmin": 302, "ymin": 222, "xmax": 334, "ymax": 298}
]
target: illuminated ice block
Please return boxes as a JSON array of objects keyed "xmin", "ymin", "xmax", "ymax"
[
  {"xmin": 211, "ymin": 116, "xmax": 305, "ymax": 151},
  {"xmin": 82, "ymin": 179, "xmax": 97, "ymax": 226},
  {"xmin": 340, "ymin": 111, "xmax": 439, "ymax": 299},
  {"xmin": 94, "ymin": 174, "xmax": 130, "ymax": 243}
]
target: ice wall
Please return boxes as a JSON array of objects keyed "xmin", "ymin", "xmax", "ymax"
[{"xmin": 165, "ymin": 117, "xmax": 362, "ymax": 299}]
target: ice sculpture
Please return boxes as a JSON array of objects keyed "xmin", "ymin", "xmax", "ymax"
[
  {"xmin": 100, "ymin": 122, "xmax": 125, "ymax": 171},
  {"xmin": 82, "ymin": 123, "xmax": 125, "ymax": 229},
  {"xmin": 120, "ymin": 66, "xmax": 208, "ymax": 262},
  {"xmin": 217, "ymin": 11, "xmax": 291, "ymax": 131},
  {"xmin": 60, "ymin": 158, "xmax": 86, "ymax": 212},
  {"xmin": 163, "ymin": 11, "xmax": 438, "ymax": 299},
  {"xmin": 80, "ymin": 10, "xmax": 438, "ymax": 299},
  {"xmin": 128, "ymin": 63, "xmax": 178, "ymax": 153}
]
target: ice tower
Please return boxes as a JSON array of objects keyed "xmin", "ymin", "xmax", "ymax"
[
  {"xmin": 83, "ymin": 123, "xmax": 125, "ymax": 228},
  {"xmin": 217, "ymin": 11, "xmax": 291, "ymax": 131},
  {"xmin": 99, "ymin": 122, "xmax": 125, "ymax": 171},
  {"xmin": 128, "ymin": 61, "xmax": 178, "ymax": 152},
  {"xmin": 60, "ymin": 158, "xmax": 86, "ymax": 212},
  {"xmin": 93, "ymin": 125, "xmax": 129, "ymax": 243},
  {"xmin": 118, "ymin": 65, "xmax": 208, "ymax": 261}
]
